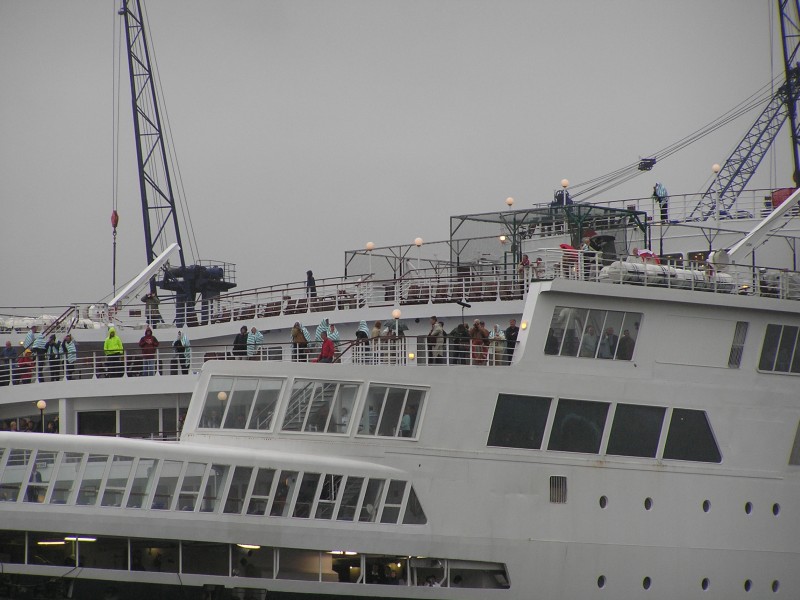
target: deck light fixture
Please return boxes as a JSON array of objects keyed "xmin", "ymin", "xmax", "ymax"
[
  {"xmin": 506, "ymin": 197, "xmax": 514, "ymax": 207},
  {"xmin": 237, "ymin": 544, "xmax": 261, "ymax": 550},
  {"xmin": 36, "ymin": 400, "xmax": 46, "ymax": 433},
  {"xmin": 520, "ymin": 320, "xmax": 528, "ymax": 330}
]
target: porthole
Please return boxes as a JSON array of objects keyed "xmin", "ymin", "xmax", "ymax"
[
  {"xmin": 772, "ymin": 503, "xmax": 780, "ymax": 516},
  {"xmin": 599, "ymin": 495, "xmax": 608, "ymax": 509},
  {"xmin": 745, "ymin": 501, "xmax": 753, "ymax": 515},
  {"xmin": 643, "ymin": 576, "xmax": 651, "ymax": 590},
  {"xmin": 644, "ymin": 497, "xmax": 653, "ymax": 511},
  {"xmin": 702, "ymin": 500, "xmax": 710, "ymax": 513},
  {"xmin": 744, "ymin": 579, "xmax": 752, "ymax": 592},
  {"xmin": 597, "ymin": 575, "xmax": 606, "ymax": 589},
  {"xmin": 701, "ymin": 577, "xmax": 710, "ymax": 591},
  {"xmin": 771, "ymin": 580, "xmax": 780, "ymax": 593}
]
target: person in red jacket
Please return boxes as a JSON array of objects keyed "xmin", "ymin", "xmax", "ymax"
[
  {"xmin": 314, "ymin": 331, "xmax": 335, "ymax": 363},
  {"xmin": 138, "ymin": 327, "xmax": 159, "ymax": 376},
  {"xmin": 17, "ymin": 349, "xmax": 34, "ymax": 384}
]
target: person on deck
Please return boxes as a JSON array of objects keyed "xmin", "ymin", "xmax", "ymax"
[
  {"xmin": 138, "ymin": 327, "xmax": 159, "ymax": 376},
  {"xmin": 104, "ymin": 326, "xmax": 125, "ymax": 378},
  {"xmin": 313, "ymin": 331, "xmax": 335, "ymax": 363}
]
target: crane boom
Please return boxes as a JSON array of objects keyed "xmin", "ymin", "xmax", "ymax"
[
  {"xmin": 690, "ymin": 0, "xmax": 800, "ymax": 221},
  {"xmin": 119, "ymin": 0, "xmax": 235, "ymax": 325}
]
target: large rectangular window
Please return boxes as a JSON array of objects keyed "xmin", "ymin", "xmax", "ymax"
[
  {"xmin": 359, "ymin": 385, "xmax": 426, "ymax": 438},
  {"xmin": 487, "ymin": 394, "xmax": 551, "ymax": 449},
  {"xmin": 547, "ymin": 399, "xmax": 609, "ymax": 454},
  {"xmin": 282, "ymin": 380, "xmax": 360, "ymax": 434},
  {"xmin": 546, "ymin": 306, "xmax": 641, "ymax": 361},
  {"xmin": 606, "ymin": 404, "xmax": 665, "ymax": 458}
]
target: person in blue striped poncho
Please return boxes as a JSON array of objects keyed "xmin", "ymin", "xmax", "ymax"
[
  {"xmin": 247, "ymin": 327, "xmax": 264, "ymax": 359},
  {"xmin": 61, "ymin": 334, "xmax": 78, "ymax": 380}
]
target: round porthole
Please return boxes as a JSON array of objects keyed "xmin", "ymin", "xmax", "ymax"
[
  {"xmin": 643, "ymin": 576, "xmax": 652, "ymax": 590},
  {"xmin": 597, "ymin": 575, "xmax": 606, "ymax": 589},
  {"xmin": 702, "ymin": 500, "xmax": 710, "ymax": 513},
  {"xmin": 745, "ymin": 502, "xmax": 753, "ymax": 515},
  {"xmin": 771, "ymin": 580, "xmax": 780, "ymax": 593},
  {"xmin": 644, "ymin": 497, "xmax": 653, "ymax": 511},
  {"xmin": 744, "ymin": 579, "xmax": 752, "ymax": 592},
  {"xmin": 772, "ymin": 503, "xmax": 780, "ymax": 516},
  {"xmin": 701, "ymin": 578, "xmax": 710, "ymax": 591},
  {"xmin": 599, "ymin": 495, "xmax": 608, "ymax": 509}
]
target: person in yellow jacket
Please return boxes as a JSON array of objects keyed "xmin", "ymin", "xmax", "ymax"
[{"xmin": 104, "ymin": 326, "xmax": 125, "ymax": 378}]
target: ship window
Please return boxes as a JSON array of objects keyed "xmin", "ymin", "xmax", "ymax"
[
  {"xmin": 130, "ymin": 539, "xmax": 179, "ymax": 573},
  {"xmin": 247, "ymin": 468, "xmax": 275, "ymax": 516},
  {"xmin": 775, "ymin": 326, "xmax": 798, "ymax": 372},
  {"xmin": 182, "ymin": 541, "xmax": 229, "ymax": 576},
  {"xmin": 23, "ymin": 449, "xmax": 55, "ymax": 504},
  {"xmin": 222, "ymin": 378, "xmax": 258, "ymax": 429},
  {"xmin": 270, "ymin": 470, "xmax": 297, "ymax": 517},
  {"xmin": 548, "ymin": 399, "xmax": 609, "ymax": 454},
  {"xmin": 120, "ymin": 409, "xmax": 159, "ymax": 438},
  {"xmin": 200, "ymin": 464, "xmax": 231, "ymax": 513},
  {"xmin": 663, "ymin": 409, "xmax": 721, "ymax": 463},
  {"xmin": 77, "ymin": 410, "xmax": 116, "ymax": 436},
  {"xmin": 177, "ymin": 462, "xmax": 208, "ymax": 511},
  {"xmin": 201, "ymin": 377, "xmax": 234, "ymax": 428},
  {"xmin": 277, "ymin": 548, "xmax": 324, "ymax": 581},
  {"xmin": 380, "ymin": 480, "xmax": 406, "ymax": 524},
  {"xmin": 336, "ymin": 476, "xmax": 364, "ymax": 521},
  {"xmin": 306, "ymin": 383, "xmax": 336, "ymax": 432},
  {"xmin": 282, "ymin": 379, "xmax": 340, "ymax": 432},
  {"xmin": 126, "ymin": 457, "xmax": 158, "ymax": 508},
  {"xmin": 789, "ymin": 420, "xmax": 800, "ymax": 465},
  {"xmin": 606, "ymin": 404, "xmax": 666, "ymax": 458},
  {"xmin": 28, "ymin": 531, "xmax": 74, "ymax": 565},
  {"xmin": 101, "ymin": 455, "xmax": 134, "ymax": 507},
  {"xmin": 0, "ymin": 531, "xmax": 25, "ymax": 564},
  {"xmin": 50, "ymin": 452, "xmax": 84, "ymax": 505},
  {"xmin": 402, "ymin": 486, "xmax": 427, "ymax": 524},
  {"xmin": 76, "ymin": 454, "xmax": 109, "ymax": 507},
  {"xmin": 0, "ymin": 448, "xmax": 31, "ymax": 502},
  {"xmin": 248, "ymin": 378, "xmax": 283, "ymax": 431},
  {"xmin": 315, "ymin": 474, "xmax": 342, "ymax": 519},
  {"xmin": 727, "ymin": 321, "xmax": 749, "ymax": 368},
  {"xmin": 232, "ymin": 545, "xmax": 274, "ymax": 578},
  {"xmin": 151, "ymin": 460, "xmax": 183, "ymax": 510},
  {"xmin": 223, "ymin": 466, "xmax": 254, "ymax": 515},
  {"xmin": 325, "ymin": 384, "xmax": 359, "ymax": 434},
  {"xmin": 757, "ymin": 323, "xmax": 800, "ymax": 373},
  {"xmin": 293, "ymin": 472, "xmax": 320, "ymax": 518},
  {"xmin": 487, "ymin": 394, "xmax": 551, "ymax": 449},
  {"xmin": 76, "ymin": 535, "xmax": 129, "ymax": 570},
  {"xmin": 359, "ymin": 384, "xmax": 426, "ymax": 438},
  {"xmin": 359, "ymin": 479, "xmax": 385, "ymax": 522},
  {"xmin": 547, "ymin": 306, "xmax": 640, "ymax": 361}
]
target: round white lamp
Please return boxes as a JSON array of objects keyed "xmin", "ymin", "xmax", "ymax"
[
  {"xmin": 505, "ymin": 197, "xmax": 514, "ymax": 207},
  {"xmin": 37, "ymin": 400, "xmax": 47, "ymax": 433}
]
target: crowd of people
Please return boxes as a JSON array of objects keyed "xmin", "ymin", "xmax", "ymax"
[{"xmin": 1, "ymin": 415, "xmax": 59, "ymax": 434}]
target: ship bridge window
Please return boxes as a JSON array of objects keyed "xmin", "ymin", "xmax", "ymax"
[
  {"xmin": 759, "ymin": 323, "xmax": 800, "ymax": 373},
  {"xmin": 247, "ymin": 468, "xmax": 276, "ymax": 516},
  {"xmin": 336, "ymin": 476, "xmax": 364, "ymax": 522},
  {"xmin": 663, "ymin": 409, "xmax": 721, "ymax": 463},
  {"xmin": 76, "ymin": 454, "xmax": 109, "ymax": 507},
  {"xmin": 50, "ymin": 452, "xmax": 84, "ymax": 505},
  {"xmin": 546, "ymin": 306, "xmax": 641, "ymax": 361},
  {"xmin": 126, "ymin": 457, "xmax": 157, "ymax": 509},
  {"xmin": 151, "ymin": 460, "xmax": 183, "ymax": 510},
  {"xmin": 177, "ymin": 462, "xmax": 208, "ymax": 511},
  {"xmin": 200, "ymin": 376, "xmax": 284, "ymax": 431},
  {"xmin": 359, "ymin": 385, "xmax": 426, "ymax": 438},
  {"xmin": 0, "ymin": 448, "xmax": 33, "ymax": 502},
  {"xmin": 223, "ymin": 466, "xmax": 254, "ymax": 515},
  {"xmin": 359, "ymin": 479, "xmax": 385, "ymax": 523},
  {"xmin": 606, "ymin": 404, "xmax": 666, "ymax": 458},
  {"xmin": 487, "ymin": 394, "xmax": 551, "ymax": 449},
  {"xmin": 281, "ymin": 379, "xmax": 359, "ymax": 434},
  {"xmin": 547, "ymin": 399, "xmax": 610, "ymax": 454},
  {"xmin": 200, "ymin": 464, "xmax": 231, "ymax": 513},
  {"xmin": 101, "ymin": 455, "xmax": 134, "ymax": 507}
]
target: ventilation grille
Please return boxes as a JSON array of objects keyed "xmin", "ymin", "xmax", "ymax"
[{"xmin": 549, "ymin": 476, "xmax": 567, "ymax": 503}]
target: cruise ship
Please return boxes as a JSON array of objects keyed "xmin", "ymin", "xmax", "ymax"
[{"xmin": 3, "ymin": 1, "xmax": 800, "ymax": 599}]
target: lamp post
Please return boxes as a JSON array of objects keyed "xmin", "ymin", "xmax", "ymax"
[
  {"xmin": 414, "ymin": 238, "xmax": 423, "ymax": 272},
  {"xmin": 36, "ymin": 400, "xmax": 46, "ymax": 433},
  {"xmin": 392, "ymin": 308, "xmax": 401, "ymax": 337},
  {"xmin": 365, "ymin": 241, "xmax": 375, "ymax": 276}
]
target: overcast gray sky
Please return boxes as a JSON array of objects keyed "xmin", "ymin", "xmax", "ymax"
[{"xmin": 0, "ymin": 0, "xmax": 789, "ymax": 307}]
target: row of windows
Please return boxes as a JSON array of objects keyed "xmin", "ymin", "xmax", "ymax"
[
  {"xmin": 0, "ymin": 531, "xmax": 508, "ymax": 588},
  {"xmin": 546, "ymin": 307, "xmax": 641, "ymax": 360},
  {"xmin": 0, "ymin": 448, "xmax": 426, "ymax": 525},
  {"xmin": 488, "ymin": 394, "xmax": 722, "ymax": 463},
  {"xmin": 199, "ymin": 377, "xmax": 425, "ymax": 439}
]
